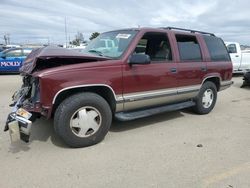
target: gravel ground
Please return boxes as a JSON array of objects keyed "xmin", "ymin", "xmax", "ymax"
[{"xmin": 0, "ymin": 75, "xmax": 249, "ymax": 188}]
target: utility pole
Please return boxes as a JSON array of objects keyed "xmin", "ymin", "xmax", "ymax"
[
  {"xmin": 47, "ymin": 37, "xmax": 50, "ymax": 45},
  {"xmin": 3, "ymin": 33, "xmax": 10, "ymax": 45},
  {"xmin": 64, "ymin": 17, "xmax": 68, "ymax": 48},
  {"xmin": 4, "ymin": 35, "xmax": 7, "ymax": 45},
  {"xmin": 7, "ymin": 33, "xmax": 10, "ymax": 44}
]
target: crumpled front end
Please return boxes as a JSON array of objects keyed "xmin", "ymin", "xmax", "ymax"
[
  {"xmin": 4, "ymin": 46, "xmax": 111, "ymax": 143},
  {"xmin": 4, "ymin": 76, "xmax": 40, "ymax": 143}
]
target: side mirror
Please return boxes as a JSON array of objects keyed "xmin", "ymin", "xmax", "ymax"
[{"xmin": 128, "ymin": 54, "xmax": 150, "ymax": 65}]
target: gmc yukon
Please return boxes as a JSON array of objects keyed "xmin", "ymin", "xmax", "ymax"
[{"xmin": 5, "ymin": 27, "xmax": 233, "ymax": 147}]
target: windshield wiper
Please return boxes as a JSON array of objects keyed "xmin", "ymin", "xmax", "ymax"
[{"xmin": 88, "ymin": 49, "xmax": 104, "ymax": 56}]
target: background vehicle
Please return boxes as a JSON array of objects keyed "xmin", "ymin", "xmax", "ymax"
[
  {"xmin": 0, "ymin": 44, "xmax": 5, "ymax": 52},
  {"xmin": 5, "ymin": 44, "xmax": 21, "ymax": 48},
  {"xmin": 0, "ymin": 48, "xmax": 32, "ymax": 73},
  {"xmin": 5, "ymin": 27, "xmax": 233, "ymax": 147},
  {"xmin": 241, "ymin": 71, "xmax": 250, "ymax": 87},
  {"xmin": 225, "ymin": 42, "xmax": 250, "ymax": 73}
]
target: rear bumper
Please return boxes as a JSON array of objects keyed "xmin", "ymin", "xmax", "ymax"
[{"xmin": 220, "ymin": 80, "xmax": 234, "ymax": 91}]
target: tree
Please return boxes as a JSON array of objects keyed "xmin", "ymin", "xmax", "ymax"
[
  {"xmin": 76, "ymin": 32, "xmax": 84, "ymax": 42},
  {"xmin": 70, "ymin": 32, "xmax": 85, "ymax": 46},
  {"xmin": 70, "ymin": 38, "xmax": 80, "ymax": 46},
  {"xmin": 89, "ymin": 32, "xmax": 100, "ymax": 40}
]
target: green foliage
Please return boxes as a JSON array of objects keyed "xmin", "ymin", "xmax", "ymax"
[
  {"xmin": 70, "ymin": 39, "xmax": 79, "ymax": 46},
  {"xmin": 89, "ymin": 32, "xmax": 100, "ymax": 40},
  {"xmin": 70, "ymin": 32, "xmax": 84, "ymax": 46}
]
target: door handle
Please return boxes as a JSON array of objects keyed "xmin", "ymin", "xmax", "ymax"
[
  {"xmin": 170, "ymin": 68, "xmax": 177, "ymax": 73},
  {"xmin": 235, "ymin": 55, "xmax": 239, "ymax": 57},
  {"xmin": 201, "ymin": 67, "xmax": 207, "ymax": 72}
]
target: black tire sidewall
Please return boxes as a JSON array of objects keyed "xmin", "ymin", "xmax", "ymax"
[
  {"xmin": 54, "ymin": 92, "xmax": 112, "ymax": 147},
  {"xmin": 193, "ymin": 81, "xmax": 217, "ymax": 114}
]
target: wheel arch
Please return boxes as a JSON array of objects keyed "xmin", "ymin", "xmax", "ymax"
[
  {"xmin": 52, "ymin": 84, "xmax": 118, "ymax": 116},
  {"xmin": 202, "ymin": 76, "xmax": 221, "ymax": 91}
]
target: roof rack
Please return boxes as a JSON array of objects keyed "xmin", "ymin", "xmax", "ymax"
[{"xmin": 161, "ymin": 27, "xmax": 215, "ymax": 36}]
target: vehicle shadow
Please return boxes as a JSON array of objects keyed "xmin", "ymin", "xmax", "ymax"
[
  {"xmin": 232, "ymin": 73, "xmax": 243, "ymax": 77},
  {"xmin": 0, "ymin": 73, "xmax": 20, "ymax": 75},
  {"xmin": 29, "ymin": 118, "xmax": 67, "ymax": 148},
  {"xmin": 8, "ymin": 118, "xmax": 66, "ymax": 153},
  {"xmin": 233, "ymin": 78, "xmax": 250, "ymax": 89},
  {"xmin": 9, "ymin": 110, "xmax": 187, "ymax": 151}
]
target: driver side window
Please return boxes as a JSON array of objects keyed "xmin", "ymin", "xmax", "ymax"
[{"xmin": 134, "ymin": 32, "xmax": 172, "ymax": 62}]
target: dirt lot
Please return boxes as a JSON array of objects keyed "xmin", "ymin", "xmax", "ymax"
[{"xmin": 0, "ymin": 75, "xmax": 249, "ymax": 188}]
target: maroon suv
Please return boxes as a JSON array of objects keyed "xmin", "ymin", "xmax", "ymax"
[{"xmin": 5, "ymin": 27, "xmax": 233, "ymax": 147}]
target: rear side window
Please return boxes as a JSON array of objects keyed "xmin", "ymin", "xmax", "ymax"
[
  {"xmin": 176, "ymin": 35, "xmax": 202, "ymax": 62},
  {"xmin": 203, "ymin": 36, "xmax": 230, "ymax": 61}
]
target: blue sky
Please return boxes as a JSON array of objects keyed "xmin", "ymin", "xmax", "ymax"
[{"xmin": 0, "ymin": 0, "xmax": 250, "ymax": 45}]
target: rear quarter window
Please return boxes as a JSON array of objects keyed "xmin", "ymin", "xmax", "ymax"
[{"xmin": 203, "ymin": 36, "xmax": 230, "ymax": 61}]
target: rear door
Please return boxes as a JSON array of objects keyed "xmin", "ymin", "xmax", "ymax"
[
  {"xmin": 172, "ymin": 34, "xmax": 206, "ymax": 100},
  {"xmin": 122, "ymin": 31, "xmax": 178, "ymax": 111}
]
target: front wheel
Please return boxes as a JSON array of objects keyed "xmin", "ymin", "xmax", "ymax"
[
  {"xmin": 54, "ymin": 92, "xmax": 112, "ymax": 148},
  {"xmin": 193, "ymin": 81, "xmax": 217, "ymax": 114}
]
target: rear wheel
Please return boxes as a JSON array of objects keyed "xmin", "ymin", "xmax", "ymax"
[
  {"xmin": 54, "ymin": 92, "xmax": 112, "ymax": 148},
  {"xmin": 193, "ymin": 81, "xmax": 217, "ymax": 114}
]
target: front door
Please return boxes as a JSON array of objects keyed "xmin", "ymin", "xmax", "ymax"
[
  {"xmin": 122, "ymin": 32, "xmax": 178, "ymax": 111},
  {"xmin": 227, "ymin": 43, "xmax": 241, "ymax": 71}
]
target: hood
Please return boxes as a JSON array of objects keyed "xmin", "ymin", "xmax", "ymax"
[{"xmin": 20, "ymin": 46, "xmax": 111, "ymax": 75}]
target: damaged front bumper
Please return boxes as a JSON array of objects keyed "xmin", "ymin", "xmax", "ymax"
[{"xmin": 5, "ymin": 90, "xmax": 33, "ymax": 143}]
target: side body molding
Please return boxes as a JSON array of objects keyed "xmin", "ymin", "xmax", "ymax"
[{"xmin": 51, "ymin": 76, "xmax": 227, "ymax": 114}]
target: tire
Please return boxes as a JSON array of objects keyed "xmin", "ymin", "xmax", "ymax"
[
  {"xmin": 54, "ymin": 92, "xmax": 112, "ymax": 148},
  {"xmin": 192, "ymin": 81, "xmax": 217, "ymax": 114}
]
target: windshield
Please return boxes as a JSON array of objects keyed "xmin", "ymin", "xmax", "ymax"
[{"xmin": 84, "ymin": 30, "xmax": 138, "ymax": 58}]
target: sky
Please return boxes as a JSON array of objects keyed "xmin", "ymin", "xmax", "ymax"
[{"xmin": 0, "ymin": 0, "xmax": 250, "ymax": 45}]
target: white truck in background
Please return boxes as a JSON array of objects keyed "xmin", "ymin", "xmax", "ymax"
[{"xmin": 225, "ymin": 42, "xmax": 250, "ymax": 73}]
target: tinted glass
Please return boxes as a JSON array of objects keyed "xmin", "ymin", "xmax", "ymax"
[
  {"xmin": 176, "ymin": 35, "xmax": 202, "ymax": 61},
  {"xmin": 203, "ymin": 36, "xmax": 230, "ymax": 61}
]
